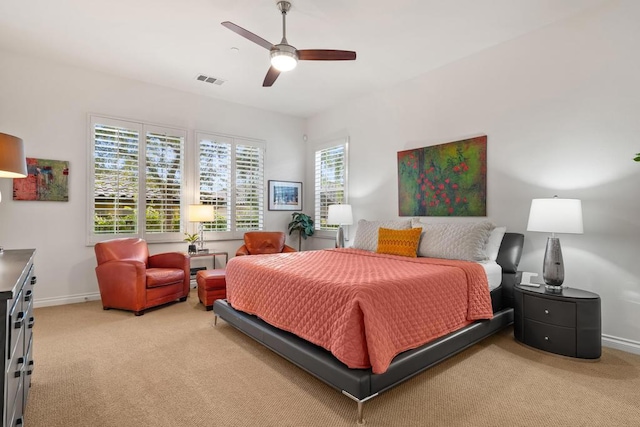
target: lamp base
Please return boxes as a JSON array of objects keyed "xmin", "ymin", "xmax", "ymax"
[
  {"xmin": 545, "ymin": 284, "xmax": 564, "ymax": 294},
  {"xmin": 335, "ymin": 225, "xmax": 345, "ymax": 248},
  {"xmin": 543, "ymin": 236, "xmax": 564, "ymax": 286}
]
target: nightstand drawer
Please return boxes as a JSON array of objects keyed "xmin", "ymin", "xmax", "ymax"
[
  {"xmin": 523, "ymin": 294, "xmax": 576, "ymax": 327},
  {"xmin": 524, "ymin": 319, "xmax": 576, "ymax": 357}
]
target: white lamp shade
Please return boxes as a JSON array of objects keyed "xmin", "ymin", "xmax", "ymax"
[
  {"xmin": 188, "ymin": 204, "xmax": 215, "ymax": 222},
  {"xmin": 327, "ymin": 204, "xmax": 353, "ymax": 226},
  {"xmin": 0, "ymin": 132, "xmax": 28, "ymax": 178},
  {"xmin": 527, "ymin": 198, "xmax": 583, "ymax": 234}
]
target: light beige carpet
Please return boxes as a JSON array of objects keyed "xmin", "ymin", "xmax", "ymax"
[{"xmin": 26, "ymin": 290, "xmax": 640, "ymax": 426}]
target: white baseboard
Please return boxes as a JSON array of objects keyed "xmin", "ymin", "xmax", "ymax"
[
  {"xmin": 602, "ymin": 334, "xmax": 640, "ymax": 356},
  {"xmin": 34, "ymin": 292, "xmax": 102, "ymax": 308}
]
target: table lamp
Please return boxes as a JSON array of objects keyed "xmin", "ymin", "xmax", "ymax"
[
  {"xmin": 527, "ymin": 196, "xmax": 583, "ymax": 293},
  {"xmin": 188, "ymin": 204, "xmax": 215, "ymax": 253},
  {"xmin": 327, "ymin": 204, "xmax": 353, "ymax": 248}
]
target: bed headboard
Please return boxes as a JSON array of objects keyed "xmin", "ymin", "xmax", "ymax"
[{"xmin": 495, "ymin": 232, "xmax": 524, "ymax": 309}]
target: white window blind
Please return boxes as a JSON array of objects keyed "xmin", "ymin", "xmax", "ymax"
[
  {"xmin": 197, "ymin": 133, "xmax": 265, "ymax": 236},
  {"xmin": 144, "ymin": 129, "xmax": 184, "ymax": 234},
  {"xmin": 314, "ymin": 140, "xmax": 348, "ymax": 231},
  {"xmin": 235, "ymin": 143, "xmax": 264, "ymax": 231},
  {"xmin": 89, "ymin": 115, "xmax": 186, "ymax": 243},
  {"xmin": 92, "ymin": 121, "xmax": 140, "ymax": 236},
  {"xmin": 198, "ymin": 136, "xmax": 232, "ymax": 231}
]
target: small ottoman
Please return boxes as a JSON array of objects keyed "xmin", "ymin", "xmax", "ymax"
[{"xmin": 196, "ymin": 269, "xmax": 226, "ymax": 311}]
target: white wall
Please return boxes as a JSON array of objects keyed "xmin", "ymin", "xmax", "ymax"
[
  {"xmin": 0, "ymin": 50, "xmax": 306, "ymax": 306},
  {"xmin": 306, "ymin": 1, "xmax": 640, "ymax": 353}
]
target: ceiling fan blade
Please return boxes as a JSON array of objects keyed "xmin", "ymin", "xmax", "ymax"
[
  {"xmin": 221, "ymin": 21, "xmax": 274, "ymax": 50},
  {"xmin": 263, "ymin": 66, "xmax": 281, "ymax": 87},
  {"xmin": 297, "ymin": 50, "xmax": 357, "ymax": 61}
]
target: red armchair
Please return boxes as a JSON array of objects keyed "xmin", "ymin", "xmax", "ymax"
[
  {"xmin": 235, "ymin": 231, "xmax": 296, "ymax": 256},
  {"xmin": 94, "ymin": 238, "xmax": 190, "ymax": 316}
]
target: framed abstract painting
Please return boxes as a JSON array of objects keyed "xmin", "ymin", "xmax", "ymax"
[
  {"xmin": 13, "ymin": 157, "xmax": 70, "ymax": 201},
  {"xmin": 397, "ymin": 136, "xmax": 486, "ymax": 216}
]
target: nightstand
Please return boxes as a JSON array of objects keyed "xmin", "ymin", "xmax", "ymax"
[{"xmin": 514, "ymin": 284, "xmax": 601, "ymax": 359}]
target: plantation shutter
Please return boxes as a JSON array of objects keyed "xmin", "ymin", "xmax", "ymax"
[
  {"xmin": 198, "ymin": 135, "xmax": 232, "ymax": 232},
  {"xmin": 314, "ymin": 140, "xmax": 348, "ymax": 231},
  {"xmin": 235, "ymin": 141, "xmax": 264, "ymax": 231},
  {"xmin": 197, "ymin": 133, "xmax": 264, "ymax": 236},
  {"xmin": 144, "ymin": 127, "xmax": 185, "ymax": 237},
  {"xmin": 92, "ymin": 120, "xmax": 141, "ymax": 236}
]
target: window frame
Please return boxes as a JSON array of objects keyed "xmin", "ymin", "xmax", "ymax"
[
  {"xmin": 195, "ymin": 131, "xmax": 266, "ymax": 241},
  {"xmin": 87, "ymin": 114, "xmax": 187, "ymax": 244},
  {"xmin": 312, "ymin": 137, "xmax": 349, "ymax": 239}
]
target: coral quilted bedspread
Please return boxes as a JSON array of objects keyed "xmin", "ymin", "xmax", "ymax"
[{"xmin": 226, "ymin": 248, "xmax": 493, "ymax": 374}]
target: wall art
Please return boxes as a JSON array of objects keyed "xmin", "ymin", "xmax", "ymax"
[
  {"xmin": 397, "ymin": 136, "xmax": 486, "ymax": 216},
  {"xmin": 268, "ymin": 180, "xmax": 302, "ymax": 211},
  {"xmin": 13, "ymin": 157, "xmax": 70, "ymax": 201}
]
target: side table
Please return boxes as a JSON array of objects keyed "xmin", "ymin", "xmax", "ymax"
[
  {"xmin": 513, "ymin": 284, "xmax": 601, "ymax": 359},
  {"xmin": 188, "ymin": 251, "xmax": 228, "ymax": 269}
]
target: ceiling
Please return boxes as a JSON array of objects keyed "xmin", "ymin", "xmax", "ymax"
[{"xmin": 0, "ymin": 0, "xmax": 605, "ymax": 118}]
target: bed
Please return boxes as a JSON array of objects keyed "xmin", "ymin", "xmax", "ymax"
[{"xmin": 213, "ymin": 228, "xmax": 524, "ymax": 423}]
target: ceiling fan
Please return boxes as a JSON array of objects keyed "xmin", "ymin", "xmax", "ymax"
[{"xmin": 221, "ymin": 1, "xmax": 357, "ymax": 87}]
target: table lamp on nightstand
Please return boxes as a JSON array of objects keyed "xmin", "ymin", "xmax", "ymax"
[
  {"xmin": 188, "ymin": 204, "xmax": 215, "ymax": 253},
  {"xmin": 327, "ymin": 204, "xmax": 353, "ymax": 248},
  {"xmin": 527, "ymin": 196, "xmax": 583, "ymax": 293}
]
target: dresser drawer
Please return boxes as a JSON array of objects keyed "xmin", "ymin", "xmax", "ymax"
[
  {"xmin": 24, "ymin": 297, "xmax": 34, "ymax": 349},
  {"xmin": 6, "ymin": 349, "xmax": 25, "ymax": 420},
  {"xmin": 524, "ymin": 319, "xmax": 577, "ymax": 357},
  {"xmin": 8, "ymin": 290, "xmax": 24, "ymax": 360},
  {"xmin": 523, "ymin": 294, "xmax": 576, "ymax": 327}
]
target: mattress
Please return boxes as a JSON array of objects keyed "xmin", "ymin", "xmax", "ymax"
[{"xmin": 479, "ymin": 261, "xmax": 502, "ymax": 291}]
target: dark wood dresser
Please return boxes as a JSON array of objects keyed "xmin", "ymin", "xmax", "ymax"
[
  {"xmin": 514, "ymin": 283, "xmax": 601, "ymax": 359},
  {"xmin": 0, "ymin": 249, "xmax": 36, "ymax": 427}
]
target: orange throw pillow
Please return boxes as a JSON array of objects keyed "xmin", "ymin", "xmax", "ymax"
[{"xmin": 376, "ymin": 227, "xmax": 422, "ymax": 258}]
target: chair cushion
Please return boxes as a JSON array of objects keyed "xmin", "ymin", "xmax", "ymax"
[
  {"xmin": 244, "ymin": 232, "xmax": 286, "ymax": 255},
  {"xmin": 146, "ymin": 268, "xmax": 185, "ymax": 288}
]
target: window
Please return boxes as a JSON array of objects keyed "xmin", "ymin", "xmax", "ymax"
[
  {"xmin": 89, "ymin": 116, "xmax": 186, "ymax": 243},
  {"xmin": 196, "ymin": 132, "xmax": 265, "ymax": 238},
  {"xmin": 314, "ymin": 138, "xmax": 348, "ymax": 233}
]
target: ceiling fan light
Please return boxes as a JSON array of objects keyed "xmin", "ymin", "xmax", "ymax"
[{"xmin": 271, "ymin": 50, "xmax": 297, "ymax": 72}]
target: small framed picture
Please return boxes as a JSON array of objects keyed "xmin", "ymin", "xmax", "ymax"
[{"xmin": 268, "ymin": 180, "xmax": 302, "ymax": 211}]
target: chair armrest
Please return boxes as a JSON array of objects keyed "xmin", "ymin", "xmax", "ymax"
[
  {"xmin": 95, "ymin": 260, "xmax": 146, "ymax": 291},
  {"xmin": 149, "ymin": 252, "xmax": 189, "ymax": 269},
  {"xmin": 283, "ymin": 245, "xmax": 297, "ymax": 253},
  {"xmin": 236, "ymin": 245, "xmax": 250, "ymax": 256}
]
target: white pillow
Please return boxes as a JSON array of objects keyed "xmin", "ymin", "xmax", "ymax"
[
  {"xmin": 352, "ymin": 219, "xmax": 412, "ymax": 252},
  {"xmin": 411, "ymin": 219, "xmax": 495, "ymax": 261},
  {"xmin": 485, "ymin": 226, "xmax": 507, "ymax": 262}
]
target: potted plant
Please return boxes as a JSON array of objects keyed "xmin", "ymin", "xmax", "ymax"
[
  {"xmin": 287, "ymin": 212, "xmax": 314, "ymax": 251},
  {"xmin": 634, "ymin": 152, "xmax": 640, "ymax": 162},
  {"xmin": 184, "ymin": 232, "xmax": 199, "ymax": 254}
]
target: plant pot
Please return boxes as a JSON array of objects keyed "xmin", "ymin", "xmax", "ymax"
[{"xmin": 188, "ymin": 244, "xmax": 197, "ymax": 254}]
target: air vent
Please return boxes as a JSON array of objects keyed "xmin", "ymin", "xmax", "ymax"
[{"xmin": 196, "ymin": 74, "xmax": 225, "ymax": 85}]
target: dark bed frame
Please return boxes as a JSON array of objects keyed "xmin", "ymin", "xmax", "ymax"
[{"xmin": 213, "ymin": 233, "xmax": 524, "ymax": 424}]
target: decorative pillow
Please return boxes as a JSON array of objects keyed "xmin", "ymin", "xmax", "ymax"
[
  {"xmin": 376, "ymin": 227, "xmax": 423, "ymax": 258},
  {"xmin": 352, "ymin": 219, "xmax": 412, "ymax": 252},
  {"xmin": 411, "ymin": 219, "xmax": 495, "ymax": 261},
  {"xmin": 485, "ymin": 226, "xmax": 507, "ymax": 261}
]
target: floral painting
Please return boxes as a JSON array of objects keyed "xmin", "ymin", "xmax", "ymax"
[
  {"xmin": 397, "ymin": 136, "xmax": 486, "ymax": 216},
  {"xmin": 13, "ymin": 158, "xmax": 70, "ymax": 201}
]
